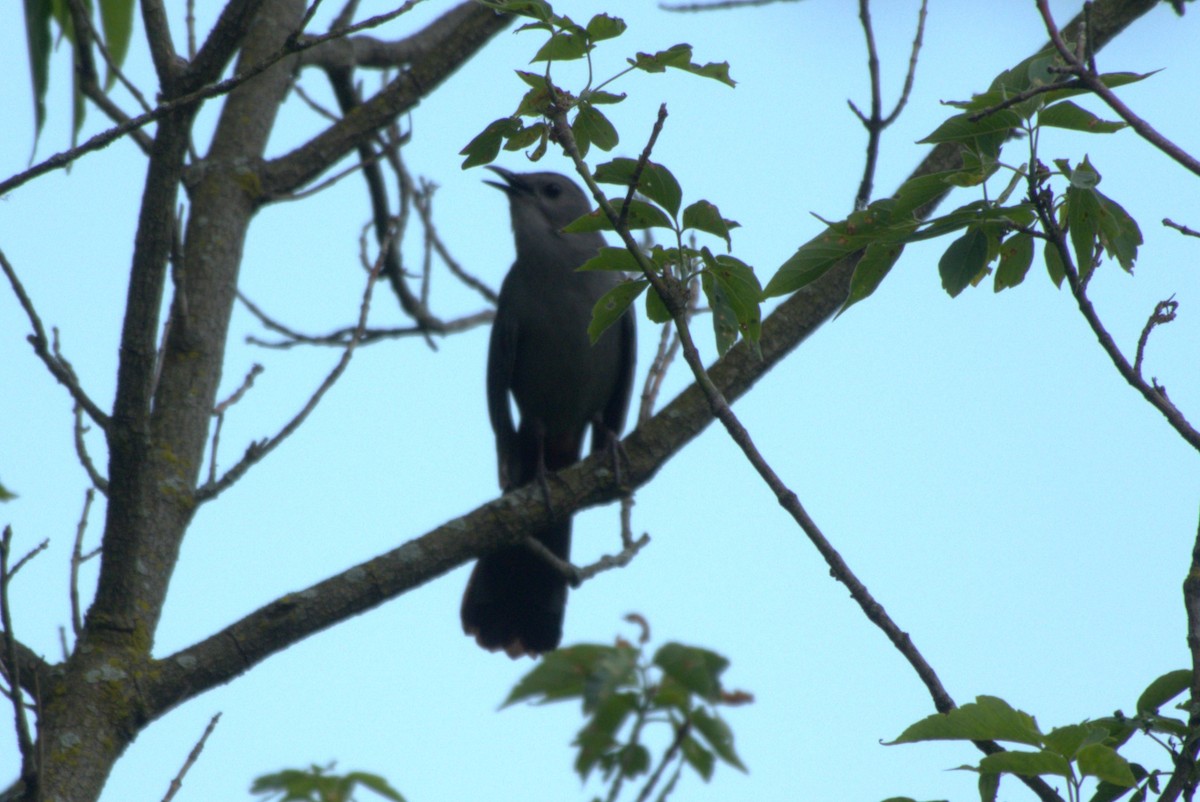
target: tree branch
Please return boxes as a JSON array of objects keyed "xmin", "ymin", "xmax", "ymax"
[
  {"xmin": 0, "ymin": 248, "xmax": 111, "ymax": 430},
  {"xmin": 1037, "ymin": 0, "xmax": 1200, "ymax": 178},
  {"xmin": 259, "ymin": 3, "xmax": 512, "ymax": 198}
]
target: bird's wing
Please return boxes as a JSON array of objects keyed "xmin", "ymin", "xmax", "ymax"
[
  {"xmin": 601, "ymin": 306, "xmax": 637, "ymax": 439},
  {"xmin": 486, "ymin": 296, "xmax": 519, "ymax": 490}
]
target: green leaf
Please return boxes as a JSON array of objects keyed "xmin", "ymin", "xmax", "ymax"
[
  {"xmin": 478, "ymin": 0, "xmax": 553, "ymax": 20},
  {"xmin": 892, "ymin": 170, "xmax": 962, "ymax": 221},
  {"xmin": 653, "ymin": 643, "xmax": 729, "ymax": 703},
  {"xmin": 918, "ymin": 109, "xmax": 1023, "ymax": 146},
  {"xmin": 0, "ymin": 481, "xmax": 16, "ymax": 502},
  {"xmin": 645, "ymin": 284, "xmax": 672, "ymax": 324},
  {"xmin": 573, "ymin": 104, "xmax": 618, "ymax": 154},
  {"xmin": 502, "ymin": 121, "xmax": 547, "ymax": 152},
  {"xmin": 1094, "ymin": 190, "xmax": 1142, "ymax": 272},
  {"xmin": 98, "ymin": 0, "xmax": 135, "ymax": 90},
  {"xmin": 24, "ymin": 0, "xmax": 52, "ymax": 147},
  {"xmin": 1078, "ymin": 744, "xmax": 1136, "ymax": 787},
  {"xmin": 765, "ymin": 232, "xmax": 855, "ymax": 297},
  {"xmin": 582, "ymin": 644, "xmax": 639, "ymax": 713},
  {"xmin": 583, "ymin": 89, "xmax": 626, "ymax": 105},
  {"xmin": 1044, "ymin": 240, "xmax": 1066, "ymax": 288},
  {"xmin": 652, "ymin": 675, "xmax": 692, "ymax": 712},
  {"xmin": 888, "ymin": 696, "xmax": 1043, "ymax": 747},
  {"xmin": 588, "ymin": 279, "xmax": 648, "ymax": 342},
  {"xmin": 344, "ymin": 771, "xmax": 407, "ymax": 802},
  {"xmin": 565, "ymin": 199, "xmax": 673, "ymax": 233},
  {"xmin": 1067, "ymin": 185, "xmax": 1103, "ymax": 282},
  {"xmin": 460, "ymin": 117, "xmax": 521, "ymax": 168},
  {"xmin": 503, "ymin": 644, "xmax": 622, "ymax": 707},
  {"xmin": 532, "ymin": 30, "xmax": 589, "ymax": 62},
  {"xmin": 978, "ymin": 750, "xmax": 1071, "ymax": 779},
  {"xmin": 692, "ymin": 708, "xmax": 747, "ymax": 772},
  {"xmin": 682, "ymin": 200, "xmax": 738, "ymax": 250},
  {"xmin": 763, "ymin": 200, "xmax": 898, "ymax": 297},
  {"xmin": 593, "ymin": 158, "xmax": 683, "ymax": 219},
  {"xmin": 573, "ymin": 692, "xmax": 639, "ymax": 780},
  {"xmin": 680, "ymin": 736, "xmax": 715, "ymax": 781},
  {"xmin": 585, "ymin": 13, "xmax": 626, "ymax": 41},
  {"xmin": 1042, "ymin": 723, "xmax": 1101, "ymax": 758},
  {"xmin": 994, "ymin": 232, "xmax": 1034, "ymax": 292},
  {"xmin": 1069, "ymin": 155, "xmax": 1102, "ymax": 189},
  {"xmin": 842, "ymin": 240, "xmax": 904, "ymax": 312},
  {"xmin": 515, "ymin": 70, "xmax": 548, "ymax": 90},
  {"xmin": 1137, "ymin": 670, "xmax": 1191, "ymax": 715},
  {"xmin": 939, "ymin": 227, "xmax": 989, "ymax": 298},
  {"xmin": 978, "ymin": 771, "xmax": 1000, "ymax": 802},
  {"xmin": 702, "ymin": 271, "xmax": 737, "ymax": 357},
  {"xmin": 1041, "ymin": 69, "xmax": 1159, "ymax": 106},
  {"xmin": 1039, "ymin": 100, "xmax": 1126, "ymax": 134},
  {"xmin": 628, "ymin": 44, "xmax": 736, "ymax": 87},
  {"xmin": 618, "ymin": 743, "xmax": 651, "ymax": 778},
  {"xmin": 579, "ymin": 246, "xmax": 641, "ymax": 272},
  {"xmin": 700, "ymin": 250, "xmax": 762, "ymax": 354}
]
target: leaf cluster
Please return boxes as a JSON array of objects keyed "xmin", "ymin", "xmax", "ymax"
[
  {"xmin": 462, "ymin": 4, "xmax": 733, "ymax": 167},
  {"xmin": 24, "ymin": 0, "xmax": 136, "ymax": 147},
  {"xmin": 251, "ymin": 763, "xmax": 405, "ymax": 802},
  {"xmin": 572, "ymin": 158, "xmax": 760, "ymax": 358},
  {"xmin": 503, "ymin": 632, "xmax": 750, "ymax": 801},
  {"xmin": 886, "ymin": 670, "xmax": 1193, "ymax": 802},
  {"xmin": 764, "ymin": 53, "xmax": 1148, "ymax": 312}
]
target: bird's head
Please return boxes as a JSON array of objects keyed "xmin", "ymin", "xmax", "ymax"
[{"xmin": 485, "ymin": 166, "xmax": 595, "ymax": 240}]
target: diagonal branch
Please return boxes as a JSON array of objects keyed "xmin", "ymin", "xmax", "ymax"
[
  {"xmin": 0, "ymin": 248, "xmax": 111, "ymax": 429},
  {"xmin": 0, "ymin": 0, "xmax": 444, "ymax": 199},
  {"xmin": 1036, "ymin": 0, "xmax": 1200, "ymax": 178},
  {"xmin": 259, "ymin": 3, "xmax": 512, "ymax": 198}
]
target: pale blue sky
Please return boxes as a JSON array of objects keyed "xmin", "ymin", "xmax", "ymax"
[{"xmin": 2, "ymin": 2, "xmax": 1199, "ymax": 801}]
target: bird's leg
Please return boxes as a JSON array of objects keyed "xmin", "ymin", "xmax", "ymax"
[
  {"xmin": 532, "ymin": 421, "xmax": 555, "ymax": 515},
  {"xmin": 592, "ymin": 418, "xmax": 630, "ymax": 489}
]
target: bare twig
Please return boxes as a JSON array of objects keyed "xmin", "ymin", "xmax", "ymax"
[
  {"xmin": 238, "ymin": 291, "xmax": 492, "ymax": 350},
  {"xmin": 71, "ymin": 488, "xmax": 98, "ymax": 637},
  {"xmin": 9, "ymin": 540, "xmax": 49, "ymax": 580},
  {"xmin": 0, "ymin": 526, "xmax": 37, "ymax": 787},
  {"xmin": 408, "ymin": 167, "xmax": 498, "ymax": 305},
  {"xmin": 1134, "ymin": 297, "xmax": 1178, "ymax": 377},
  {"xmin": 1164, "ymin": 218, "xmax": 1200, "ymax": 239},
  {"xmin": 323, "ymin": 65, "xmax": 446, "ymax": 342},
  {"xmin": 196, "ymin": 232, "xmax": 388, "ymax": 503},
  {"xmin": 1037, "ymin": 0, "xmax": 1200, "ymax": 178},
  {"xmin": 850, "ymin": 0, "xmax": 928, "ymax": 210},
  {"xmin": 64, "ymin": 0, "xmax": 154, "ymax": 154},
  {"xmin": 1, "ymin": 249, "xmax": 111, "ymax": 430},
  {"xmin": 207, "ymin": 364, "xmax": 265, "ymax": 485},
  {"xmin": 638, "ymin": 275, "xmax": 697, "ymax": 425},
  {"xmin": 967, "ymin": 77, "xmax": 1083, "ymax": 122},
  {"xmin": 635, "ymin": 717, "xmax": 691, "ymax": 802},
  {"xmin": 617, "ymin": 105, "xmax": 669, "ymax": 232},
  {"xmin": 661, "ymin": 0, "xmax": 803, "ymax": 10},
  {"xmin": 0, "ymin": 0, "xmax": 425, "ymax": 198},
  {"xmin": 522, "ymin": 530, "xmax": 651, "ymax": 588},
  {"xmin": 1162, "ymin": 508, "xmax": 1200, "ymax": 802},
  {"xmin": 73, "ymin": 404, "xmax": 110, "ymax": 494},
  {"xmin": 160, "ymin": 712, "xmax": 222, "ymax": 802},
  {"xmin": 186, "ymin": 0, "xmax": 197, "ymax": 59},
  {"xmin": 1030, "ymin": 183, "xmax": 1200, "ymax": 453}
]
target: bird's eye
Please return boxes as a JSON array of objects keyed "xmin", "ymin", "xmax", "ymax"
[{"xmin": 541, "ymin": 182, "xmax": 563, "ymax": 200}]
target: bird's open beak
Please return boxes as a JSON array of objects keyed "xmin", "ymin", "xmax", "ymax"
[{"xmin": 484, "ymin": 165, "xmax": 526, "ymax": 195}]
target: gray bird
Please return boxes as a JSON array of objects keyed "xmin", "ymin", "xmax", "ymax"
[{"xmin": 461, "ymin": 167, "xmax": 637, "ymax": 658}]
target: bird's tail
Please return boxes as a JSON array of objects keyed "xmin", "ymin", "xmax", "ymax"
[{"xmin": 460, "ymin": 518, "xmax": 571, "ymax": 658}]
